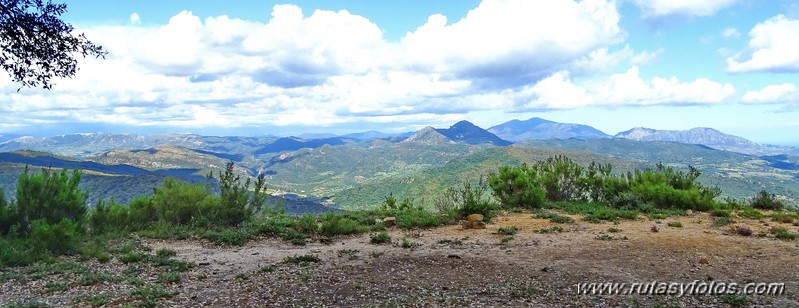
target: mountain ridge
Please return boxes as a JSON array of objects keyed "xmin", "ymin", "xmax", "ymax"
[{"xmin": 488, "ymin": 117, "xmax": 609, "ymax": 141}]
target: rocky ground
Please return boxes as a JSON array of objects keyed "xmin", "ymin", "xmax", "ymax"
[{"xmin": 2, "ymin": 211, "xmax": 798, "ymax": 307}]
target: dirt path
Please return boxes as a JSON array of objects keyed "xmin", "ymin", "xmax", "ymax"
[{"xmin": 144, "ymin": 212, "xmax": 799, "ymax": 307}]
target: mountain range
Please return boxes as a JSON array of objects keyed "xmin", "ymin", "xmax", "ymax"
[
  {"xmin": 1, "ymin": 117, "xmax": 798, "ymax": 211},
  {"xmin": 2, "ymin": 118, "xmax": 798, "ymax": 158}
]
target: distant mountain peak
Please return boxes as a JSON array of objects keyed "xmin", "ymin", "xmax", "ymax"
[
  {"xmin": 611, "ymin": 127, "xmax": 785, "ymax": 155},
  {"xmin": 436, "ymin": 121, "xmax": 511, "ymax": 146},
  {"xmin": 402, "ymin": 127, "xmax": 452, "ymax": 145},
  {"xmin": 488, "ymin": 117, "xmax": 608, "ymax": 142}
]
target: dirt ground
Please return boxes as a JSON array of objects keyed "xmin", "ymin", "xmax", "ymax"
[{"xmin": 3, "ymin": 211, "xmax": 799, "ymax": 307}]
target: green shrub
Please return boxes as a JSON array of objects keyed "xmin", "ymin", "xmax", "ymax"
[
  {"xmin": 714, "ymin": 217, "xmax": 734, "ymax": 227},
  {"xmin": 533, "ymin": 210, "xmax": 574, "ymax": 224},
  {"xmin": 498, "ymin": 226, "xmax": 519, "ymax": 236},
  {"xmin": 30, "ymin": 219, "xmax": 80, "ymax": 254},
  {"xmin": 12, "ymin": 167, "xmax": 88, "ymax": 235},
  {"xmin": 283, "ymin": 254, "xmax": 320, "ymax": 264},
  {"xmin": 667, "ymin": 221, "xmax": 683, "ymax": 228},
  {"xmin": 737, "ymin": 206, "xmax": 765, "ymax": 219},
  {"xmin": 370, "ymin": 232, "xmax": 391, "ymax": 244},
  {"xmin": 710, "ymin": 209, "xmax": 731, "ymax": 217},
  {"xmin": 489, "ymin": 164, "xmax": 546, "ymax": 209},
  {"xmin": 150, "ymin": 177, "xmax": 217, "ymax": 226},
  {"xmin": 294, "ymin": 214, "xmax": 318, "ymax": 234},
  {"xmin": 211, "ymin": 161, "xmax": 268, "ymax": 226},
  {"xmin": 202, "ymin": 228, "xmax": 254, "ymax": 246},
  {"xmin": 771, "ymin": 227, "xmax": 796, "ymax": 240},
  {"xmin": 0, "ymin": 190, "xmax": 12, "ymax": 235},
  {"xmin": 88, "ymin": 199, "xmax": 130, "ymax": 235},
  {"xmin": 394, "ymin": 208, "xmax": 449, "ymax": 229},
  {"xmin": 770, "ymin": 211, "xmax": 798, "ymax": 224},
  {"xmin": 750, "ymin": 190, "xmax": 784, "ymax": 211},
  {"xmin": 319, "ymin": 213, "xmax": 364, "ymax": 236}
]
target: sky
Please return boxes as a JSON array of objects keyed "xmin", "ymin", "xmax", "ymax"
[{"xmin": 2, "ymin": 0, "xmax": 799, "ymax": 145}]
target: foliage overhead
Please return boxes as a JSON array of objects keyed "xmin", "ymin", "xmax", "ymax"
[{"xmin": 0, "ymin": 0, "xmax": 106, "ymax": 89}]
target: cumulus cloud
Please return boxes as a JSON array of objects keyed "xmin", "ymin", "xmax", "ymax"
[
  {"xmin": 742, "ymin": 83, "xmax": 798, "ymax": 104},
  {"xmin": 633, "ymin": 0, "xmax": 739, "ymax": 17},
  {"xmin": 130, "ymin": 12, "xmax": 141, "ymax": 25},
  {"xmin": 517, "ymin": 66, "xmax": 735, "ymax": 109},
  {"xmin": 401, "ymin": 0, "xmax": 622, "ymax": 86},
  {"xmin": 0, "ymin": 1, "xmax": 738, "ymax": 133},
  {"xmin": 727, "ymin": 15, "xmax": 799, "ymax": 73}
]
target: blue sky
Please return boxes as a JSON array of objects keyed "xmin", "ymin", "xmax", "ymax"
[{"xmin": 2, "ymin": 0, "xmax": 799, "ymax": 145}]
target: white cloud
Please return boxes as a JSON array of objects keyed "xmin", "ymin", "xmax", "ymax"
[
  {"xmin": 722, "ymin": 27, "xmax": 740, "ymax": 38},
  {"xmin": 633, "ymin": 0, "xmax": 739, "ymax": 17},
  {"xmin": 401, "ymin": 0, "xmax": 622, "ymax": 84},
  {"xmin": 0, "ymin": 1, "xmax": 739, "ymax": 133},
  {"xmin": 130, "ymin": 12, "xmax": 141, "ymax": 25},
  {"xmin": 727, "ymin": 15, "xmax": 799, "ymax": 73},
  {"xmin": 742, "ymin": 83, "xmax": 797, "ymax": 104},
  {"xmin": 517, "ymin": 66, "xmax": 735, "ymax": 109}
]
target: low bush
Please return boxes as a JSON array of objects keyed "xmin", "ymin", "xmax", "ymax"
[
  {"xmin": 737, "ymin": 206, "xmax": 765, "ymax": 219},
  {"xmin": 771, "ymin": 227, "xmax": 796, "ymax": 240},
  {"xmin": 319, "ymin": 213, "xmax": 365, "ymax": 236},
  {"xmin": 498, "ymin": 226, "xmax": 519, "ymax": 236},
  {"xmin": 283, "ymin": 254, "xmax": 320, "ymax": 264},
  {"xmin": 370, "ymin": 232, "xmax": 391, "ymax": 244},
  {"xmin": 751, "ymin": 190, "xmax": 784, "ymax": 211},
  {"xmin": 667, "ymin": 221, "xmax": 683, "ymax": 228}
]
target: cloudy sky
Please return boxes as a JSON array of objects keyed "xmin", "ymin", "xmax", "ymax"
[{"xmin": 2, "ymin": 0, "xmax": 799, "ymax": 145}]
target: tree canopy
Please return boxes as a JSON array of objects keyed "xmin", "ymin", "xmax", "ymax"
[{"xmin": 0, "ymin": 0, "xmax": 105, "ymax": 89}]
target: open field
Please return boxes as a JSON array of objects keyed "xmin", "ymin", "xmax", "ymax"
[{"xmin": 2, "ymin": 212, "xmax": 798, "ymax": 307}]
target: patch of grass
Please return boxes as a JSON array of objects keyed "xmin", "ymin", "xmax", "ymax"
[
  {"xmin": 336, "ymin": 249, "xmax": 359, "ymax": 260},
  {"xmin": 720, "ymin": 294, "xmax": 751, "ymax": 307},
  {"xmin": 533, "ymin": 210, "xmax": 574, "ymax": 224},
  {"xmin": 155, "ymin": 248, "xmax": 176, "ymax": 258},
  {"xmin": 130, "ymin": 284, "xmax": 174, "ymax": 308},
  {"xmin": 667, "ymin": 221, "xmax": 683, "ymax": 228},
  {"xmin": 713, "ymin": 217, "xmax": 734, "ymax": 227},
  {"xmin": 159, "ymin": 271, "xmax": 182, "ymax": 284},
  {"xmin": 44, "ymin": 281, "xmax": 69, "ymax": 293},
  {"xmin": 283, "ymin": 254, "xmax": 321, "ymax": 264},
  {"xmin": 71, "ymin": 293, "xmax": 110, "ymax": 307},
  {"xmin": 770, "ymin": 211, "xmax": 799, "ymax": 224},
  {"xmin": 118, "ymin": 252, "xmax": 148, "ymax": 264},
  {"xmin": 771, "ymin": 227, "xmax": 797, "ymax": 240},
  {"xmin": 607, "ymin": 227, "xmax": 622, "ymax": 233},
  {"xmin": 547, "ymin": 202, "xmax": 638, "ymax": 222},
  {"xmin": 737, "ymin": 207, "xmax": 764, "ymax": 219},
  {"xmin": 370, "ymin": 232, "xmax": 391, "ymax": 244},
  {"xmin": 647, "ymin": 213, "xmax": 668, "ymax": 221},
  {"xmin": 535, "ymin": 226, "xmax": 563, "ymax": 234},
  {"xmin": 320, "ymin": 214, "xmax": 366, "ymax": 236},
  {"xmin": 78, "ymin": 271, "xmax": 121, "ymax": 286},
  {"xmin": 710, "ymin": 209, "xmax": 731, "ymax": 218},
  {"xmin": 5, "ymin": 299, "xmax": 50, "ymax": 308},
  {"xmin": 202, "ymin": 228, "xmax": 255, "ymax": 246},
  {"xmin": 400, "ymin": 238, "xmax": 421, "ymax": 249},
  {"xmin": 259, "ymin": 264, "xmax": 275, "ymax": 273},
  {"xmin": 498, "ymin": 226, "xmax": 519, "ymax": 236},
  {"xmin": 500, "ymin": 236, "xmax": 514, "ymax": 243}
]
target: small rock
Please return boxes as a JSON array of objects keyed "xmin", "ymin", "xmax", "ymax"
[
  {"xmin": 447, "ymin": 254, "xmax": 461, "ymax": 259},
  {"xmin": 698, "ymin": 256, "xmax": 710, "ymax": 265},
  {"xmin": 199, "ymin": 262, "xmax": 211, "ymax": 266},
  {"xmin": 466, "ymin": 214, "xmax": 484, "ymax": 222},
  {"xmin": 383, "ymin": 217, "xmax": 396, "ymax": 226}
]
